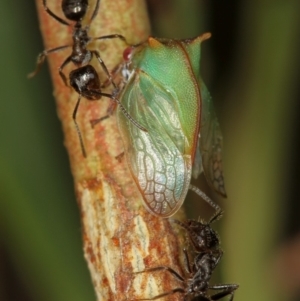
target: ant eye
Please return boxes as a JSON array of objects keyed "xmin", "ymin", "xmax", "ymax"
[{"xmin": 123, "ymin": 47, "xmax": 133, "ymax": 61}]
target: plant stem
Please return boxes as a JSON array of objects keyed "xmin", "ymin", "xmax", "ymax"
[{"xmin": 34, "ymin": 0, "xmax": 186, "ymax": 299}]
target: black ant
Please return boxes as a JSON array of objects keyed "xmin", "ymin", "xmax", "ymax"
[
  {"xmin": 135, "ymin": 249, "xmax": 238, "ymax": 301},
  {"xmin": 172, "ymin": 208, "xmax": 222, "ymax": 255},
  {"xmin": 134, "ymin": 211, "xmax": 238, "ymax": 300},
  {"xmin": 28, "ymin": 0, "xmax": 126, "ymax": 89},
  {"xmin": 29, "ymin": 0, "xmax": 146, "ymax": 156}
]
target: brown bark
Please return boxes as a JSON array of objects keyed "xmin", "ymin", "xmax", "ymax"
[{"xmin": 34, "ymin": 0, "xmax": 186, "ymax": 300}]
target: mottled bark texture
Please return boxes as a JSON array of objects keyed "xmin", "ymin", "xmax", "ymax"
[{"xmin": 34, "ymin": 0, "xmax": 186, "ymax": 300}]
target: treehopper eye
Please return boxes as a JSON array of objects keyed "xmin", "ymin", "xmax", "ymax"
[{"xmin": 117, "ymin": 33, "xmax": 226, "ymax": 217}]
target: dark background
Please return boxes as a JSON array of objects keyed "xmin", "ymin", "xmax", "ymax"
[{"xmin": 1, "ymin": 0, "xmax": 300, "ymax": 300}]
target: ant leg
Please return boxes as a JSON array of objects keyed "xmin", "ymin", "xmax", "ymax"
[
  {"xmin": 209, "ymin": 284, "xmax": 239, "ymax": 301},
  {"xmin": 170, "ymin": 219, "xmax": 189, "ymax": 230},
  {"xmin": 59, "ymin": 56, "xmax": 73, "ymax": 86},
  {"xmin": 136, "ymin": 288, "xmax": 184, "ymax": 300},
  {"xmin": 92, "ymin": 33, "xmax": 148, "ymax": 68},
  {"xmin": 135, "ymin": 266, "xmax": 185, "ymax": 282},
  {"xmin": 92, "ymin": 65, "xmax": 123, "ymax": 128},
  {"xmin": 209, "ymin": 284, "xmax": 239, "ymax": 291},
  {"xmin": 72, "ymin": 94, "xmax": 87, "ymax": 157},
  {"xmin": 170, "ymin": 219, "xmax": 193, "ymax": 235},
  {"xmin": 28, "ymin": 45, "xmax": 70, "ymax": 79},
  {"xmin": 42, "ymin": 0, "xmax": 69, "ymax": 26},
  {"xmin": 93, "ymin": 34, "xmax": 145, "ymax": 48},
  {"xmin": 90, "ymin": 101, "xmax": 117, "ymax": 128},
  {"xmin": 107, "ymin": 99, "xmax": 118, "ymax": 115},
  {"xmin": 91, "ymin": 50, "xmax": 117, "ymax": 88},
  {"xmin": 183, "ymin": 248, "xmax": 193, "ymax": 274},
  {"xmin": 92, "ymin": 35, "xmax": 132, "ymax": 86},
  {"xmin": 90, "ymin": 115, "xmax": 110, "ymax": 128},
  {"xmin": 189, "ymin": 185, "xmax": 223, "ymax": 224},
  {"xmin": 90, "ymin": 100, "xmax": 117, "ymax": 128},
  {"xmin": 101, "ymin": 64, "xmax": 123, "ymax": 89},
  {"xmin": 210, "ymin": 291, "xmax": 234, "ymax": 301},
  {"xmin": 90, "ymin": 0, "xmax": 100, "ymax": 23},
  {"xmin": 93, "ymin": 34, "xmax": 129, "ymax": 45},
  {"xmin": 211, "ymin": 250, "xmax": 223, "ymax": 269}
]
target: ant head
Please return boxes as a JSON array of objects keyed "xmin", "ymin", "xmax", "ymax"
[
  {"xmin": 69, "ymin": 65, "xmax": 101, "ymax": 100},
  {"xmin": 62, "ymin": 0, "xmax": 88, "ymax": 22},
  {"xmin": 182, "ymin": 220, "xmax": 220, "ymax": 252}
]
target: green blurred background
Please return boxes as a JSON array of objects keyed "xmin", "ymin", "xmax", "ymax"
[{"xmin": 1, "ymin": 0, "xmax": 300, "ymax": 300}]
